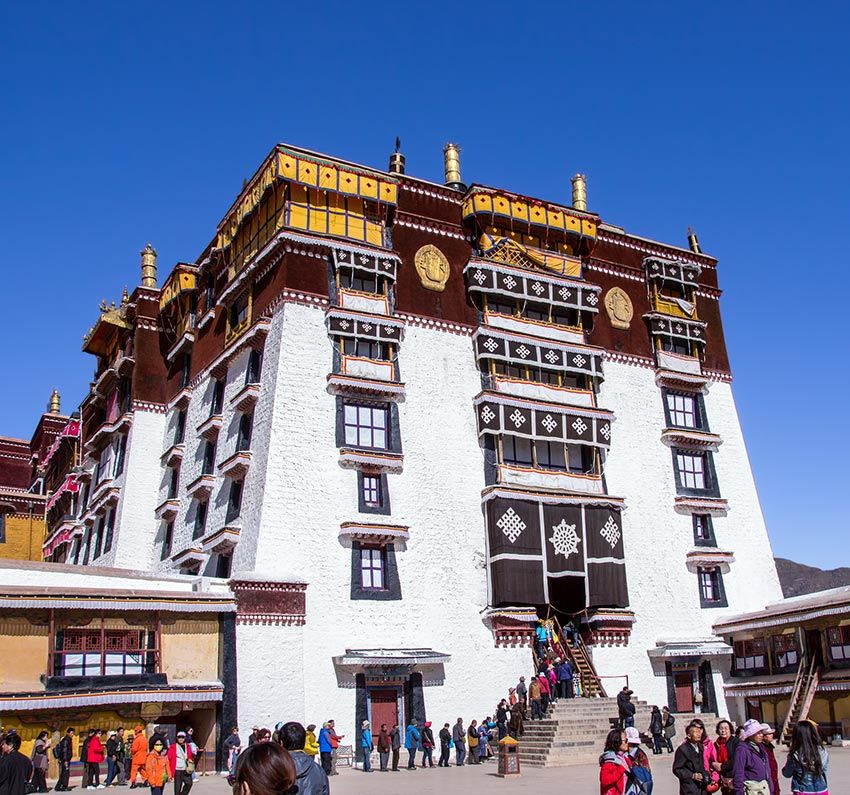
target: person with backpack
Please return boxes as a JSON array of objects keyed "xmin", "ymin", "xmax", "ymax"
[
  {"xmin": 662, "ymin": 707, "xmax": 676, "ymax": 753},
  {"xmin": 649, "ymin": 707, "xmax": 665, "ymax": 755},
  {"xmin": 625, "ymin": 727, "xmax": 653, "ymax": 794},
  {"xmin": 420, "ymin": 722, "xmax": 435, "ymax": 768},
  {"xmin": 54, "ymin": 728, "xmax": 75, "ymax": 792},
  {"xmin": 600, "ymin": 728, "xmax": 634, "ymax": 795},
  {"xmin": 782, "ymin": 719, "xmax": 828, "ymax": 794},
  {"xmin": 29, "ymin": 731, "xmax": 50, "ymax": 793}
]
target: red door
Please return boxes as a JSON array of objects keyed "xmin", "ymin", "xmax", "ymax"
[
  {"xmin": 674, "ymin": 673, "xmax": 695, "ymax": 712},
  {"xmin": 369, "ymin": 688, "xmax": 399, "ymax": 731}
]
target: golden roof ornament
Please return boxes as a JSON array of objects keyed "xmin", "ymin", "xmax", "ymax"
[
  {"xmin": 49, "ymin": 389, "xmax": 61, "ymax": 414},
  {"xmin": 121, "ymin": 287, "xmax": 130, "ymax": 306},
  {"xmin": 687, "ymin": 227, "xmax": 702, "ymax": 254},
  {"xmin": 443, "ymin": 143, "xmax": 463, "ymax": 190},
  {"xmin": 571, "ymin": 174, "xmax": 587, "ymax": 212},
  {"xmin": 141, "ymin": 242, "xmax": 158, "ymax": 288},
  {"xmin": 99, "ymin": 299, "xmax": 108, "ymax": 312}
]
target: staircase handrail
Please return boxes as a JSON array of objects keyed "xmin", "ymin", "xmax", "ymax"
[
  {"xmin": 576, "ymin": 633, "xmax": 608, "ymax": 697},
  {"xmin": 780, "ymin": 657, "xmax": 808, "ymax": 742},
  {"xmin": 799, "ymin": 665, "xmax": 820, "ymax": 724}
]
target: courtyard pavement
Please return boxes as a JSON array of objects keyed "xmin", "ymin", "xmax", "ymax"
[{"xmin": 75, "ymin": 746, "xmax": 850, "ymax": 794}]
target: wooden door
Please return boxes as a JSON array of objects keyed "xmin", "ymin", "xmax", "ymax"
[
  {"xmin": 674, "ymin": 673, "xmax": 694, "ymax": 712},
  {"xmin": 806, "ymin": 629, "xmax": 824, "ymax": 667},
  {"xmin": 369, "ymin": 688, "xmax": 399, "ymax": 731}
]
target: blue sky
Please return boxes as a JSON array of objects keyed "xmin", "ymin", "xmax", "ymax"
[{"xmin": 1, "ymin": 3, "xmax": 847, "ymax": 568}]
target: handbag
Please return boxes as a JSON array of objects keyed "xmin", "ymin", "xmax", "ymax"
[{"xmin": 743, "ymin": 781, "xmax": 770, "ymax": 795}]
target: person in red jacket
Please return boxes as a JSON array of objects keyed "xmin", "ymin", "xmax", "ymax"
[
  {"xmin": 537, "ymin": 671, "xmax": 551, "ymax": 716},
  {"xmin": 86, "ymin": 729, "xmax": 106, "ymax": 789},
  {"xmin": 599, "ymin": 728, "xmax": 633, "ymax": 795},
  {"xmin": 166, "ymin": 731, "xmax": 195, "ymax": 795}
]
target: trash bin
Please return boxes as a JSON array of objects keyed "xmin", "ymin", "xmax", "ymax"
[{"xmin": 497, "ymin": 735, "xmax": 520, "ymax": 777}]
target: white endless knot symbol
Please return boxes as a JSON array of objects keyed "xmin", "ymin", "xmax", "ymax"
[
  {"xmin": 531, "ymin": 282, "xmax": 545, "ymax": 296},
  {"xmin": 541, "ymin": 414, "xmax": 557, "ymax": 433},
  {"xmin": 338, "ymin": 252, "xmax": 347, "ymax": 262},
  {"xmin": 549, "ymin": 520, "xmax": 580, "ymax": 558},
  {"xmin": 599, "ymin": 423, "xmax": 611, "ymax": 441},
  {"xmin": 586, "ymin": 292, "xmax": 599, "ymax": 306},
  {"xmin": 509, "ymin": 409, "xmax": 526, "ymax": 428},
  {"xmin": 483, "ymin": 337, "xmax": 499, "ymax": 352},
  {"xmin": 572, "ymin": 417, "xmax": 588, "ymax": 435},
  {"xmin": 559, "ymin": 287, "xmax": 572, "ymax": 301},
  {"xmin": 339, "ymin": 320, "xmax": 350, "ymax": 330},
  {"xmin": 503, "ymin": 275, "xmax": 517, "ymax": 289},
  {"xmin": 497, "ymin": 508, "xmax": 525, "ymax": 543},
  {"xmin": 362, "ymin": 322, "xmax": 373, "ymax": 333},
  {"xmin": 675, "ymin": 324, "xmax": 684, "ymax": 333},
  {"xmin": 573, "ymin": 355, "xmax": 586, "ymax": 368},
  {"xmin": 545, "ymin": 350, "xmax": 559, "ymax": 364},
  {"xmin": 473, "ymin": 269, "xmax": 487, "ymax": 285},
  {"xmin": 651, "ymin": 262, "xmax": 660, "ymax": 271},
  {"xmin": 693, "ymin": 329, "xmax": 701, "ymax": 337},
  {"xmin": 480, "ymin": 406, "xmax": 495, "ymax": 424},
  {"xmin": 600, "ymin": 515, "xmax": 620, "ymax": 548},
  {"xmin": 516, "ymin": 345, "xmax": 530, "ymax": 359}
]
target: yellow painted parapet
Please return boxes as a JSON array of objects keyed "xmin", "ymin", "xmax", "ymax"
[
  {"xmin": 651, "ymin": 293, "xmax": 698, "ymax": 320},
  {"xmin": 159, "ymin": 266, "xmax": 198, "ymax": 310},
  {"xmin": 478, "ymin": 234, "xmax": 582, "ymax": 277},
  {"xmin": 463, "ymin": 188, "xmax": 597, "ymax": 241}
]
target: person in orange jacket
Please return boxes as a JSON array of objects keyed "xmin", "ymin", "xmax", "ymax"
[
  {"xmin": 145, "ymin": 740, "xmax": 170, "ymax": 795},
  {"xmin": 129, "ymin": 726, "xmax": 149, "ymax": 788}
]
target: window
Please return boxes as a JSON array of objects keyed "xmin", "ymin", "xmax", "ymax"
[
  {"xmin": 344, "ymin": 404, "xmax": 388, "ymax": 450},
  {"xmin": 828, "ymin": 627, "xmax": 850, "ymax": 661},
  {"xmin": 662, "ymin": 337, "xmax": 692, "ymax": 356},
  {"xmin": 340, "ymin": 271, "xmax": 385, "ymax": 294},
  {"xmin": 666, "ymin": 392, "xmax": 699, "ymax": 429},
  {"xmin": 346, "ymin": 339, "xmax": 389, "ymax": 360},
  {"xmin": 205, "ymin": 282, "xmax": 216, "ymax": 314},
  {"xmin": 202, "ymin": 441, "xmax": 217, "ymax": 475},
  {"xmin": 551, "ymin": 308, "xmax": 580, "ymax": 328},
  {"xmin": 502, "ymin": 435, "xmax": 533, "ymax": 466},
  {"xmin": 226, "ymin": 480, "xmax": 243, "ymax": 523},
  {"xmin": 215, "ymin": 552, "xmax": 233, "ymax": 579},
  {"xmin": 0, "ymin": 511, "xmax": 6, "ymax": 544},
  {"xmin": 568, "ymin": 444, "xmax": 595, "ymax": 474},
  {"xmin": 70, "ymin": 538, "xmax": 81, "ymax": 564},
  {"xmin": 493, "ymin": 361, "xmax": 524, "ymax": 379},
  {"xmin": 113, "ymin": 435, "xmax": 128, "ymax": 478},
  {"xmin": 193, "ymin": 500, "xmax": 208, "ymax": 539},
  {"xmin": 161, "ymin": 522, "xmax": 174, "ymax": 560},
  {"xmin": 246, "ymin": 349, "xmax": 263, "ymax": 384},
  {"xmin": 168, "ymin": 467, "xmax": 179, "ymax": 499},
  {"xmin": 117, "ymin": 379, "xmax": 132, "ymax": 415},
  {"xmin": 698, "ymin": 567, "xmax": 722, "ymax": 603},
  {"xmin": 211, "ymin": 379, "xmax": 225, "ymax": 415},
  {"xmin": 180, "ymin": 354, "xmax": 192, "ymax": 388},
  {"xmin": 676, "ymin": 453, "xmax": 706, "ymax": 489},
  {"xmin": 230, "ymin": 292, "xmax": 249, "ymax": 330},
  {"xmin": 362, "ymin": 475, "xmax": 382, "ymax": 507},
  {"xmin": 236, "ymin": 413, "xmax": 253, "ymax": 452},
  {"xmin": 92, "ymin": 518, "xmax": 104, "ymax": 559},
  {"xmin": 488, "ymin": 300, "xmax": 517, "ymax": 316},
  {"xmin": 360, "ymin": 547, "xmax": 385, "ymax": 590},
  {"xmin": 734, "ymin": 639, "xmax": 768, "ymax": 671},
  {"xmin": 773, "ymin": 634, "xmax": 799, "ymax": 669},
  {"xmin": 174, "ymin": 410, "xmax": 187, "ymax": 444},
  {"xmin": 536, "ymin": 440, "xmax": 567, "ymax": 471},
  {"xmin": 693, "ymin": 514, "xmax": 716, "ymax": 546},
  {"xmin": 55, "ymin": 628, "xmax": 151, "ymax": 677},
  {"xmin": 103, "ymin": 509, "xmax": 115, "ymax": 554},
  {"xmin": 82, "ymin": 526, "xmax": 92, "ymax": 565}
]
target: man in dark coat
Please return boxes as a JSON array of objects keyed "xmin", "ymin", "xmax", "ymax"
[
  {"xmin": 279, "ymin": 723, "xmax": 329, "ymax": 795},
  {"xmin": 617, "ymin": 687, "xmax": 636, "ymax": 728},
  {"xmin": 389, "ymin": 724, "xmax": 401, "ymax": 772},
  {"xmin": 438, "ymin": 724, "xmax": 451, "ymax": 767},
  {"xmin": 0, "ymin": 733, "xmax": 33, "ymax": 795},
  {"xmin": 376, "ymin": 724, "xmax": 391, "ymax": 772},
  {"xmin": 672, "ymin": 722, "xmax": 710, "ymax": 795},
  {"xmin": 55, "ymin": 728, "xmax": 75, "ymax": 791}
]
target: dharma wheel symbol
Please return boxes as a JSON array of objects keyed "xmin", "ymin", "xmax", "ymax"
[{"xmin": 414, "ymin": 244, "xmax": 450, "ymax": 292}]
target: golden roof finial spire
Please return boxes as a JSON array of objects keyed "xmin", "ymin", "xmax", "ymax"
[
  {"xmin": 49, "ymin": 389, "xmax": 61, "ymax": 414},
  {"xmin": 571, "ymin": 174, "xmax": 587, "ymax": 212},
  {"xmin": 121, "ymin": 286, "xmax": 130, "ymax": 305},
  {"xmin": 443, "ymin": 143, "xmax": 463, "ymax": 190},
  {"xmin": 141, "ymin": 242, "xmax": 158, "ymax": 288},
  {"xmin": 687, "ymin": 227, "xmax": 702, "ymax": 254}
]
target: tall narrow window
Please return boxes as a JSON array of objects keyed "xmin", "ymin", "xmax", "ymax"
[
  {"xmin": 202, "ymin": 441, "xmax": 217, "ymax": 475},
  {"xmin": 343, "ymin": 404, "xmax": 388, "ymax": 450},
  {"xmin": 697, "ymin": 567, "xmax": 726, "ymax": 607},
  {"xmin": 230, "ymin": 292, "xmax": 249, "ymax": 331},
  {"xmin": 193, "ymin": 500, "xmax": 208, "ymax": 539},
  {"xmin": 247, "ymin": 349, "xmax": 263, "ymax": 384},
  {"xmin": 236, "ymin": 413, "xmax": 253, "ymax": 452},
  {"xmin": 175, "ymin": 410, "xmax": 187, "ymax": 444},
  {"xmin": 103, "ymin": 509, "xmax": 116, "ymax": 553},
  {"xmin": 226, "ymin": 480, "xmax": 244, "ymax": 523},
  {"xmin": 168, "ymin": 467, "xmax": 179, "ymax": 499},
  {"xmin": 181, "ymin": 354, "xmax": 192, "ymax": 388},
  {"xmin": 211, "ymin": 379, "xmax": 225, "ymax": 415},
  {"xmin": 666, "ymin": 392, "xmax": 699, "ymax": 428},
  {"xmin": 676, "ymin": 453, "xmax": 706, "ymax": 489},
  {"xmin": 161, "ymin": 522, "xmax": 174, "ymax": 560},
  {"xmin": 693, "ymin": 514, "xmax": 716, "ymax": 546},
  {"xmin": 360, "ymin": 547, "xmax": 385, "ymax": 590},
  {"xmin": 113, "ymin": 434, "xmax": 128, "ymax": 477},
  {"xmin": 215, "ymin": 552, "xmax": 233, "ymax": 579},
  {"xmin": 567, "ymin": 444, "xmax": 594, "ymax": 475},
  {"xmin": 362, "ymin": 475, "xmax": 381, "ymax": 507},
  {"xmin": 92, "ymin": 517, "xmax": 102, "ymax": 560},
  {"xmin": 502, "ymin": 435, "xmax": 533, "ymax": 467},
  {"xmin": 0, "ymin": 511, "xmax": 6, "ymax": 544},
  {"xmin": 82, "ymin": 526, "xmax": 92, "ymax": 565}
]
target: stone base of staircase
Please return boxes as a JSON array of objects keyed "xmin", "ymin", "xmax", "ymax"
[{"xmin": 517, "ymin": 698, "xmax": 716, "ymax": 767}]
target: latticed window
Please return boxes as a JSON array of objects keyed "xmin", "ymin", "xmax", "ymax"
[
  {"xmin": 773, "ymin": 633, "xmax": 799, "ymax": 669},
  {"xmin": 828, "ymin": 626, "xmax": 850, "ymax": 661},
  {"xmin": 734, "ymin": 638, "xmax": 767, "ymax": 671},
  {"xmin": 57, "ymin": 628, "xmax": 151, "ymax": 676},
  {"xmin": 344, "ymin": 404, "xmax": 388, "ymax": 450},
  {"xmin": 676, "ymin": 453, "xmax": 706, "ymax": 489},
  {"xmin": 666, "ymin": 393, "xmax": 699, "ymax": 428}
]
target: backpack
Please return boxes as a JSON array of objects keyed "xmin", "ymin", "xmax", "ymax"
[{"xmin": 53, "ymin": 744, "xmax": 62, "ymax": 760}]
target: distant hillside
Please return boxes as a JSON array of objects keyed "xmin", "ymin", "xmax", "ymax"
[{"xmin": 775, "ymin": 558, "xmax": 850, "ymax": 598}]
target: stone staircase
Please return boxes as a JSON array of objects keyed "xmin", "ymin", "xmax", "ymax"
[{"xmin": 517, "ymin": 698, "xmax": 716, "ymax": 767}]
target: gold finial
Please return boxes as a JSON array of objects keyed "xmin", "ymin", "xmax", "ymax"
[
  {"xmin": 388, "ymin": 137, "xmax": 405, "ymax": 175},
  {"xmin": 99, "ymin": 299, "xmax": 108, "ymax": 312},
  {"xmin": 443, "ymin": 143, "xmax": 462, "ymax": 188},
  {"xmin": 121, "ymin": 286, "xmax": 130, "ymax": 305},
  {"xmin": 571, "ymin": 174, "xmax": 587, "ymax": 212},
  {"xmin": 49, "ymin": 389, "xmax": 61, "ymax": 414},
  {"xmin": 687, "ymin": 227, "xmax": 702, "ymax": 254},
  {"xmin": 141, "ymin": 242, "xmax": 158, "ymax": 288}
]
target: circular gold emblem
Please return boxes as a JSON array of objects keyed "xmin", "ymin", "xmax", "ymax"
[
  {"xmin": 414, "ymin": 244, "xmax": 450, "ymax": 292},
  {"xmin": 604, "ymin": 287, "xmax": 633, "ymax": 330}
]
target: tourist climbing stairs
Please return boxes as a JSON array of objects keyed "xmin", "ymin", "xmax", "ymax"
[
  {"xmin": 781, "ymin": 657, "xmax": 820, "ymax": 744},
  {"xmin": 518, "ymin": 699, "xmax": 716, "ymax": 767},
  {"xmin": 532, "ymin": 615, "xmax": 606, "ymax": 698}
]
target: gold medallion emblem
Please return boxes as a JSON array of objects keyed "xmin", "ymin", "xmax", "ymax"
[
  {"xmin": 604, "ymin": 287, "xmax": 633, "ymax": 330},
  {"xmin": 414, "ymin": 244, "xmax": 450, "ymax": 292}
]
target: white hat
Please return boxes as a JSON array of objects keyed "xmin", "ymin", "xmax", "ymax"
[
  {"xmin": 624, "ymin": 727, "xmax": 641, "ymax": 745},
  {"xmin": 760, "ymin": 723, "xmax": 774, "ymax": 734},
  {"xmin": 740, "ymin": 719, "xmax": 764, "ymax": 740}
]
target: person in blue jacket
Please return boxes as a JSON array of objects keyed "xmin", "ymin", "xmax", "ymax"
[
  {"xmin": 317, "ymin": 723, "xmax": 332, "ymax": 775},
  {"xmin": 404, "ymin": 720, "xmax": 421, "ymax": 770},
  {"xmin": 360, "ymin": 721, "xmax": 373, "ymax": 773}
]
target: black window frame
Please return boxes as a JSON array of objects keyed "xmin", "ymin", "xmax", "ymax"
[
  {"xmin": 193, "ymin": 499, "xmax": 209, "ymax": 540},
  {"xmin": 502, "ymin": 435, "xmax": 533, "ymax": 467},
  {"xmin": 174, "ymin": 410, "xmax": 187, "ymax": 444},
  {"xmin": 180, "ymin": 353, "xmax": 192, "ymax": 388},
  {"xmin": 0, "ymin": 511, "xmax": 6, "ymax": 543},
  {"xmin": 103, "ymin": 508, "xmax": 116, "ymax": 554},
  {"xmin": 672, "ymin": 448, "xmax": 720, "ymax": 497},
  {"xmin": 236, "ymin": 413, "xmax": 253, "ymax": 452},
  {"xmin": 350, "ymin": 541, "xmax": 401, "ymax": 601},
  {"xmin": 215, "ymin": 551, "xmax": 233, "ymax": 579},
  {"xmin": 246, "ymin": 348, "xmax": 263, "ymax": 384},
  {"xmin": 733, "ymin": 638, "xmax": 769, "ymax": 676},
  {"xmin": 202, "ymin": 440, "xmax": 217, "ymax": 475},
  {"xmin": 697, "ymin": 566, "xmax": 727, "ymax": 608},
  {"xmin": 357, "ymin": 471, "xmax": 391, "ymax": 515},
  {"xmin": 662, "ymin": 389, "xmax": 708, "ymax": 431},
  {"xmin": 342, "ymin": 403, "xmax": 390, "ymax": 451},
  {"xmin": 168, "ymin": 467, "xmax": 179, "ymax": 499},
  {"xmin": 692, "ymin": 514, "xmax": 717, "ymax": 547},
  {"xmin": 226, "ymin": 480, "xmax": 244, "ymax": 524},
  {"xmin": 161, "ymin": 521, "xmax": 174, "ymax": 560},
  {"xmin": 211, "ymin": 379, "xmax": 225, "ymax": 415},
  {"xmin": 113, "ymin": 434, "xmax": 128, "ymax": 478}
]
